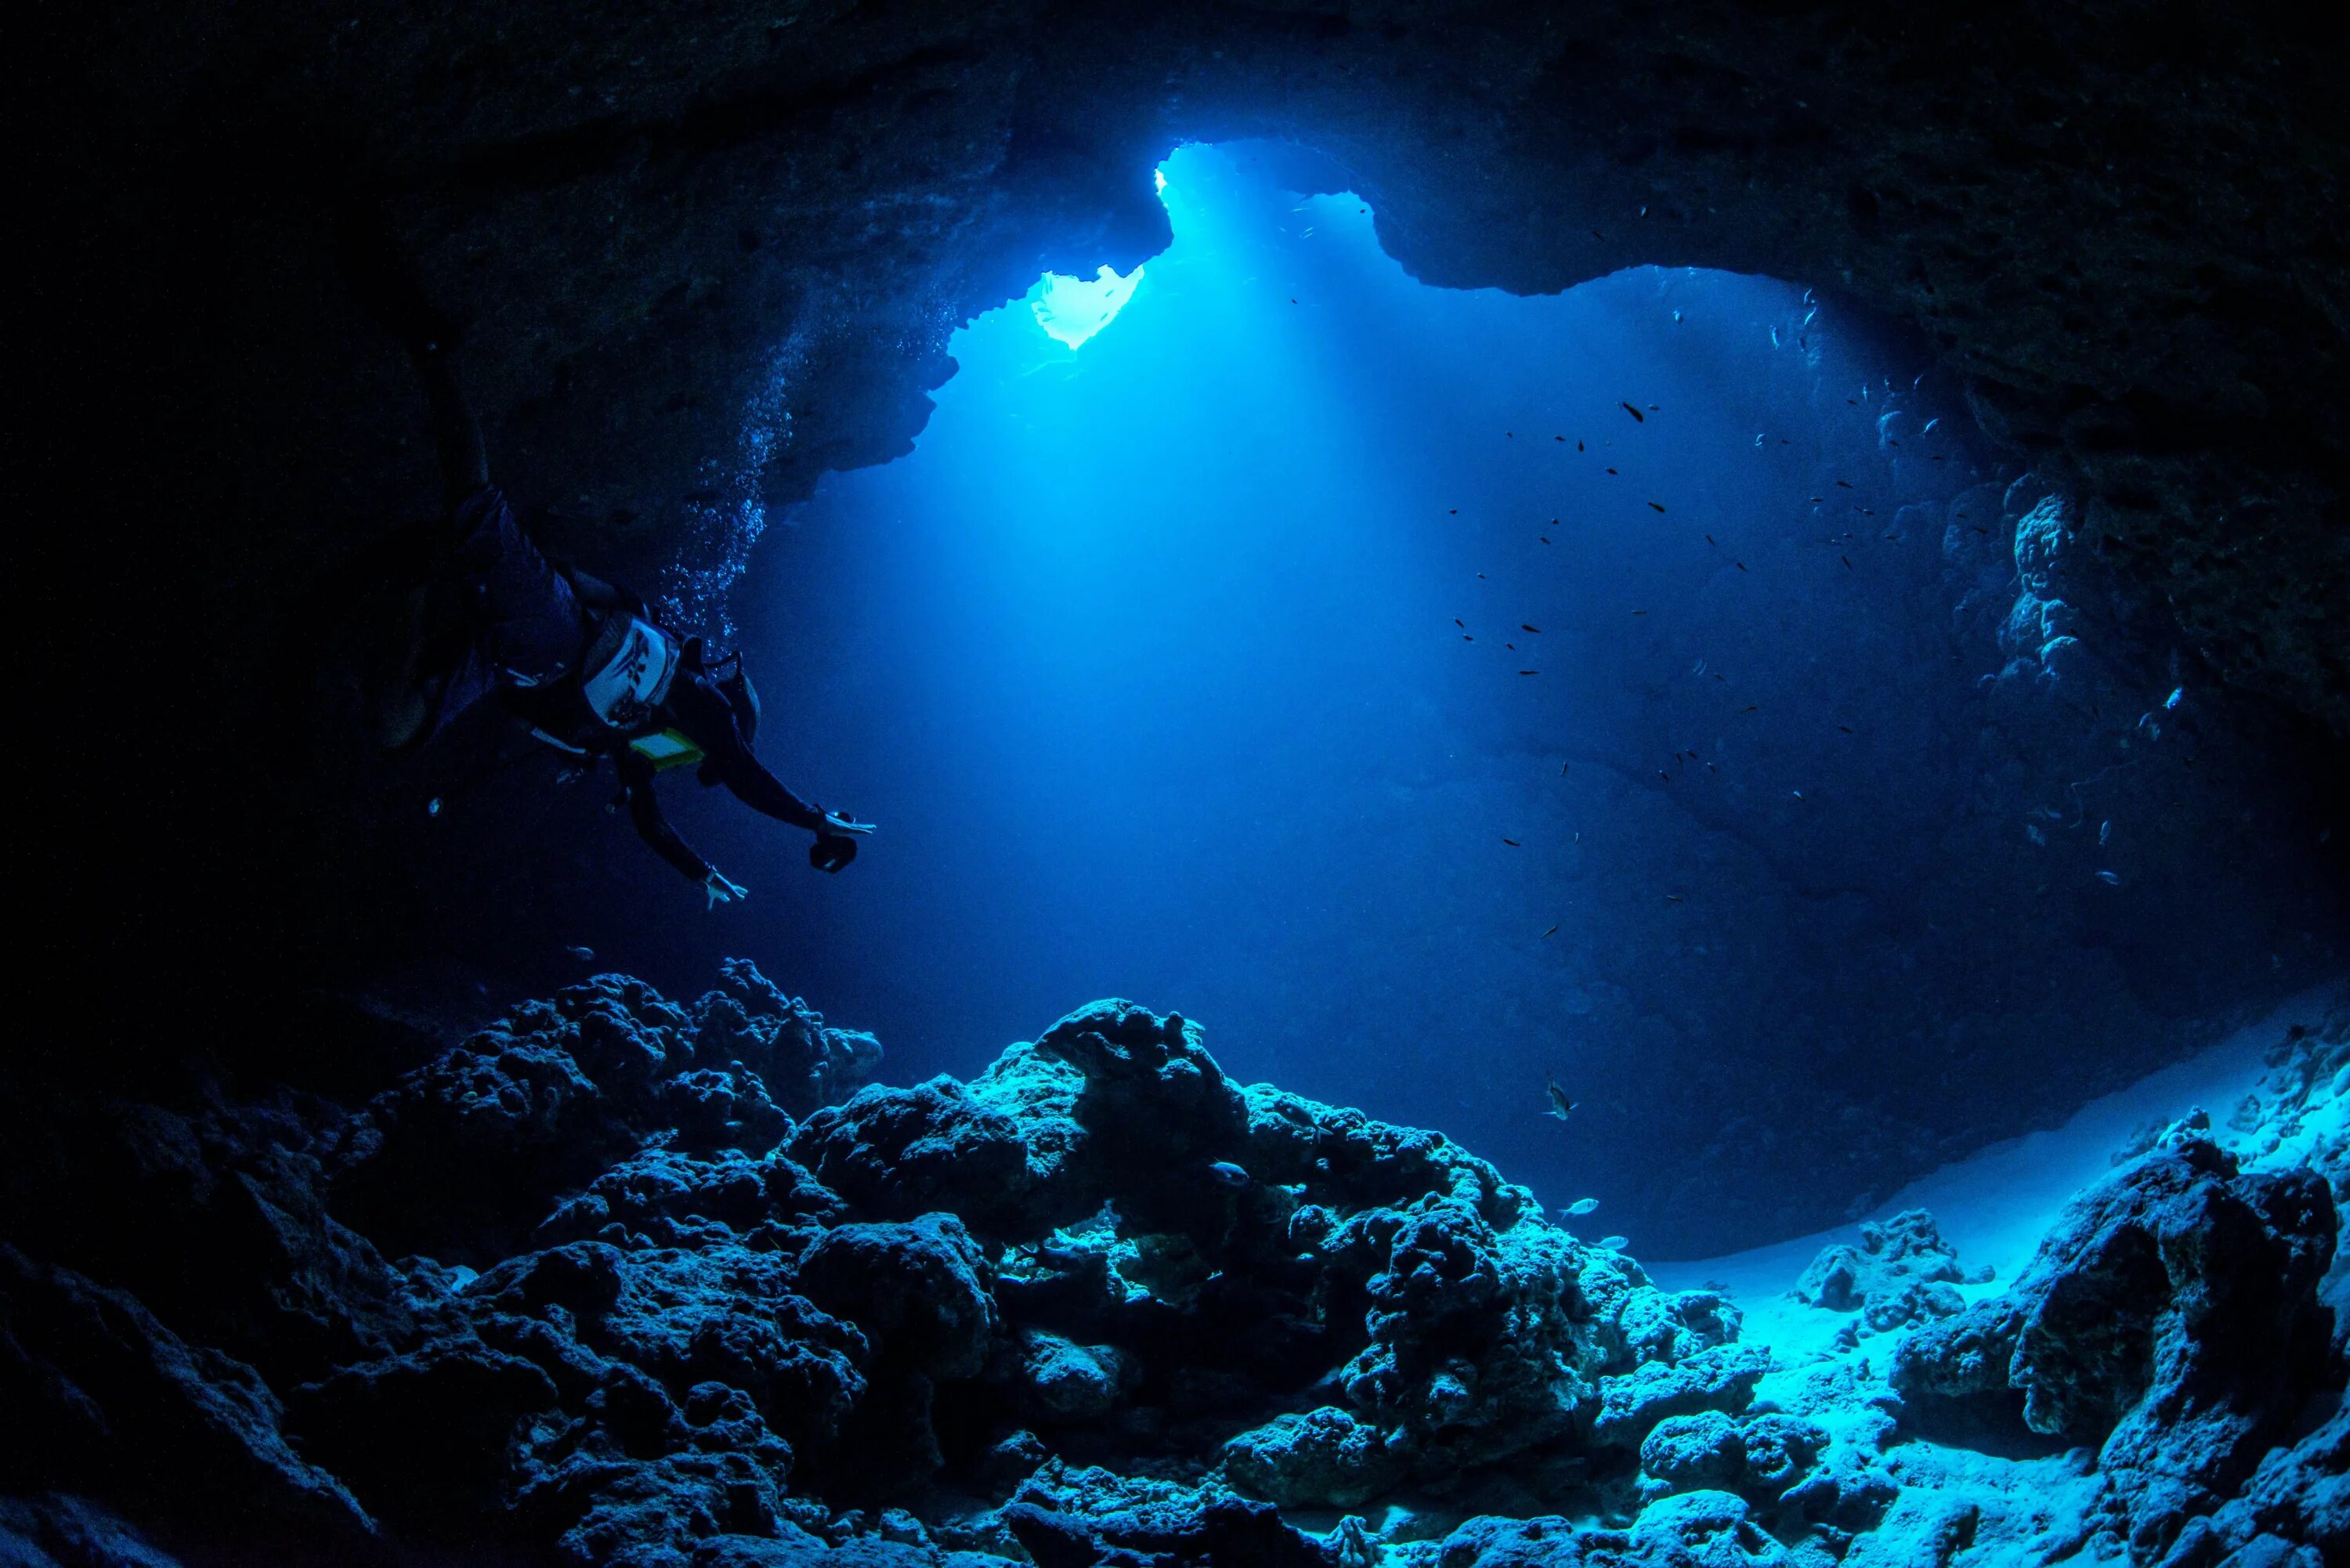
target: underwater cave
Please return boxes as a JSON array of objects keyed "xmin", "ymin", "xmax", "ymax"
[{"xmin": 13, "ymin": 5, "xmax": 2349, "ymax": 1567}]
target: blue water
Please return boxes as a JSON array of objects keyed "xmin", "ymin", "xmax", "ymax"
[{"xmin": 587, "ymin": 143, "xmax": 2333, "ymax": 1254}]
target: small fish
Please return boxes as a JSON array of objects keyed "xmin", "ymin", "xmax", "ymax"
[
  {"xmin": 1837, "ymin": 724, "xmax": 1853, "ymax": 734},
  {"xmin": 1506, "ymin": 643, "xmax": 1516, "ymax": 650},
  {"xmin": 1705, "ymin": 534, "xmax": 1716, "ymax": 546},
  {"xmin": 1567, "ymin": 1198, "xmax": 1600, "ymax": 1216},
  {"xmin": 563, "ymin": 945, "xmax": 596, "ymax": 963},
  {"xmin": 1541, "ymin": 924, "xmax": 1559, "ymax": 938},
  {"xmin": 1632, "ymin": 609, "xmax": 1647, "ymax": 616},
  {"xmin": 2096, "ymin": 870, "xmax": 2122, "ymax": 887},
  {"xmin": 1922, "ymin": 417, "xmax": 1940, "ymax": 434},
  {"xmin": 1791, "ymin": 789, "xmax": 1804, "ymax": 800},
  {"xmin": 2099, "ymin": 820, "xmax": 2112, "ymax": 846},
  {"xmin": 1502, "ymin": 837, "xmax": 1521, "ymax": 846},
  {"xmin": 1599, "ymin": 1235, "xmax": 1629, "ymax": 1251},
  {"xmin": 1477, "ymin": 573, "xmax": 1487, "ymax": 579},
  {"xmin": 1735, "ymin": 562, "xmax": 1748, "ymax": 572},
  {"xmin": 1836, "ymin": 480, "xmax": 1853, "ymax": 489},
  {"xmin": 1449, "ymin": 508, "xmax": 1459, "ymax": 514},
  {"xmin": 1518, "ymin": 669, "xmax": 1539, "ymax": 676},
  {"xmin": 1522, "ymin": 623, "xmax": 1542, "ymax": 634},
  {"xmin": 1555, "ymin": 434, "xmax": 1564, "ymax": 442},
  {"xmin": 1809, "ymin": 496, "xmax": 1824, "ymax": 503},
  {"xmin": 1560, "ymin": 761, "xmax": 1571, "ymax": 774},
  {"xmin": 1648, "ymin": 501, "xmax": 1666, "ymax": 513},
  {"xmin": 1578, "ymin": 440, "xmax": 1585, "ymax": 452},
  {"xmin": 1741, "ymin": 704, "xmax": 1759, "ymax": 713},
  {"xmin": 1454, "ymin": 618, "xmax": 1466, "ymax": 627},
  {"xmin": 1545, "ymin": 1076, "xmax": 1578, "ymax": 1120},
  {"xmin": 1665, "ymin": 894, "xmax": 1684, "ymax": 902},
  {"xmin": 1621, "ymin": 402, "xmax": 1645, "ymax": 422},
  {"xmin": 1841, "ymin": 555, "xmax": 1853, "ymax": 569},
  {"xmin": 1462, "ymin": 635, "xmax": 1474, "ymax": 641},
  {"xmin": 1207, "ymin": 1161, "xmax": 1249, "ymax": 1187},
  {"xmin": 1506, "ymin": 432, "xmax": 1514, "ymax": 438},
  {"xmin": 2164, "ymin": 686, "xmax": 2184, "ymax": 710},
  {"xmin": 426, "ymin": 797, "xmax": 443, "ymax": 817},
  {"xmin": 1658, "ymin": 770, "xmax": 1671, "ymax": 782},
  {"xmin": 1539, "ymin": 537, "xmax": 1551, "ymax": 544}
]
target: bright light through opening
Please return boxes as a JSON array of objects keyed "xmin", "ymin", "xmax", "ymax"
[{"xmin": 1030, "ymin": 263, "xmax": 1144, "ymax": 350}]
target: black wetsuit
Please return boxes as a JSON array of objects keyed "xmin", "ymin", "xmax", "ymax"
[
  {"xmin": 602, "ymin": 667, "xmax": 826, "ymax": 883},
  {"xmin": 450, "ymin": 483, "xmax": 826, "ymax": 882}
]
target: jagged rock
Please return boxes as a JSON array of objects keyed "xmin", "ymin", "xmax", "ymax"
[
  {"xmin": 0, "ymin": 1495, "xmax": 184, "ymax": 1568},
  {"xmin": 1435, "ymin": 1512, "xmax": 1589, "ymax": 1566},
  {"xmin": 790, "ymin": 1079, "xmax": 1047, "ymax": 1237},
  {"xmin": 1593, "ymin": 1345, "xmax": 1771, "ymax": 1451},
  {"xmin": 0, "ymin": 1247, "xmax": 376, "ymax": 1548},
  {"xmin": 537, "ymin": 1143, "xmax": 844, "ymax": 1248},
  {"xmin": 1795, "ymin": 1209, "xmax": 1976, "ymax": 1335},
  {"xmin": 1636, "ymin": 1411, "xmax": 1831, "ymax": 1508},
  {"xmin": 1891, "ymin": 1139, "xmax": 2338, "ymax": 1562},
  {"xmin": 991, "ymin": 1327, "xmax": 1128, "ymax": 1425},
  {"xmin": 796, "ymin": 1216, "xmax": 997, "ymax": 1382},
  {"xmin": 998, "ymin": 1463, "xmax": 1329, "ymax": 1567},
  {"xmin": 2152, "ymin": 1401, "xmax": 2346, "ymax": 1568},
  {"xmin": 692, "ymin": 961, "xmax": 884, "ymax": 1122},
  {"xmin": 1624, "ymin": 1489, "xmax": 1789, "ymax": 1565},
  {"xmin": 1223, "ymin": 1404, "xmax": 1409, "ymax": 1509}
]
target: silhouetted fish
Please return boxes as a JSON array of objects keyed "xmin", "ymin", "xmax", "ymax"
[
  {"xmin": 1518, "ymin": 669, "xmax": 1538, "ymax": 676},
  {"xmin": 1621, "ymin": 402, "xmax": 1645, "ymax": 422},
  {"xmin": 1836, "ymin": 480, "xmax": 1853, "ymax": 489},
  {"xmin": 1607, "ymin": 467, "xmax": 1619, "ymax": 475},
  {"xmin": 1648, "ymin": 502, "xmax": 1666, "ymax": 513},
  {"xmin": 1502, "ymin": 837, "xmax": 1522, "ymax": 846},
  {"xmin": 1541, "ymin": 924, "xmax": 1559, "ymax": 938},
  {"xmin": 1522, "ymin": 624, "xmax": 1542, "ymax": 633},
  {"xmin": 1545, "ymin": 1076, "xmax": 1577, "ymax": 1120},
  {"xmin": 1207, "ymin": 1162, "xmax": 1249, "ymax": 1187},
  {"xmin": 1842, "ymin": 555, "xmax": 1853, "ymax": 569}
]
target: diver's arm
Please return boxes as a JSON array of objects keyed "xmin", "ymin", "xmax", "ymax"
[
  {"xmin": 414, "ymin": 342, "xmax": 490, "ymax": 507},
  {"xmin": 616, "ymin": 751, "xmax": 712, "ymax": 884}
]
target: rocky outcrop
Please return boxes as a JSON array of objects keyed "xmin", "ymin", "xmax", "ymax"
[
  {"xmin": 5, "ymin": 964, "xmax": 2341, "ymax": 1566},
  {"xmin": 1893, "ymin": 1135, "xmax": 2339, "ymax": 1563},
  {"xmin": 1795, "ymin": 1209, "xmax": 1987, "ymax": 1338}
]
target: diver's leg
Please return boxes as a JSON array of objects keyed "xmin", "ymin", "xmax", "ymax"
[{"xmin": 414, "ymin": 342, "xmax": 489, "ymax": 508}]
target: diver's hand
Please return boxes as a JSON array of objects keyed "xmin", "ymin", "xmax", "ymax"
[
  {"xmin": 703, "ymin": 869, "xmax": 748, "ymax": 909},
  {"xmin": 819, "ymin": 810, "xmax": 875, "ymax": 836}
]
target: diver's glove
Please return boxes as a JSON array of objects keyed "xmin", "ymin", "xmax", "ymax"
[
  {"xmin": 703, "ymin": 869, "xmax": 748, "ymax": 909},
  {"xmin": 810, "ymin": 810, "xmax": 873, "ymax": 875}
]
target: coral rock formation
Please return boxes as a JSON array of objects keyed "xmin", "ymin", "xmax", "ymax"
[{"xmin": 4, "ymin": 967, "xmax": 2343, "ymax": 1566}]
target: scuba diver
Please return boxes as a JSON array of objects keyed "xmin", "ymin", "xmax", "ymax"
[{"xmin": 367, "ymin": 280, "xmax": 872, "ymax": 907}]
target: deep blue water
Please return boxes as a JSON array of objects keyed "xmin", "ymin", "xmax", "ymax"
[{"xmin": 494, "ymin": 143, "xmax": 2334, "ymax": 1255}]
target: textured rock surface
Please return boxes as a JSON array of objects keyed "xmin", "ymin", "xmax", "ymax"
[
  {"xmin": 1893, "ymin": 1136, "xmax": 2339, "ymax": 1563},
  {"xmin": 1795, "ymin": 1209, "xmax": 1980, "ymax": 1335},
  {"xmin": 3, "ymin": 966, "xmax": 2341, "ymax": 1566}
]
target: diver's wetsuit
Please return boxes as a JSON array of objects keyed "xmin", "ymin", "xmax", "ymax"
[{"xmin": 452, "ymin": 482, "xmax": 826, "ymax": 883}]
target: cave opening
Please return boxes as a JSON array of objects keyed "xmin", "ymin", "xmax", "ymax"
[{"xmin": 568, "ymin": 141, "xmax": 2338, "ymax": 1259}]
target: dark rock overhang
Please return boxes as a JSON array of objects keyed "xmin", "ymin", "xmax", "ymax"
[{"xmin": 34, "ymin": 0, "xmax": 2347, "ymax": 735}]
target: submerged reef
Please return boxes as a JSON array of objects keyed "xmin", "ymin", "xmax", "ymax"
[{"xmin": 3, "ymin": 970, "xmax": 2343, "ymax": 1566}]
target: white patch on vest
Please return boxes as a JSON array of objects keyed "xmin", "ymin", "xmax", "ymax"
[{"xmin": 581, "ymin": 617, "xmax": 680, "ymax": 731}]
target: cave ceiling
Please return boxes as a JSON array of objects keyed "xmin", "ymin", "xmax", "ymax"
[{"xmin": 43, "ymin": 0, "xmax": 2345, "ymax": 736}]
